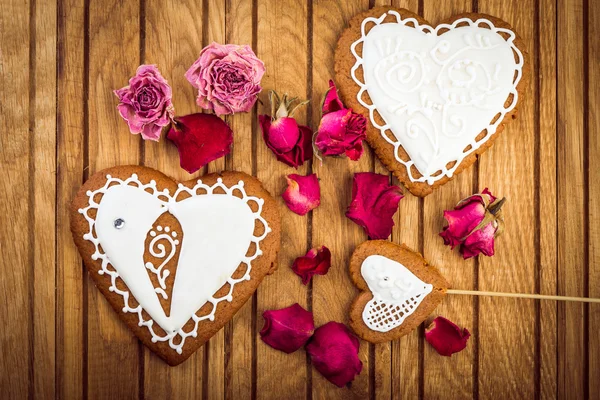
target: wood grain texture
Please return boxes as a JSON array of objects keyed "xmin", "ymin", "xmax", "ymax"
[
  {"xmin": 143, "ymin": 0, "xmax": 205, "ymax": 398},
  {"xmin": 0, "ymin": 0, "xmax": 31, "ymax": 398},
  {"xmin": 32, "ymin": 0, "xmax": 57, "ymax": 397},
  {"xmin": 557, "ymin": 0, "xmax": 587, "ymax": 398},
  {"xmin": 538, "ymin": 0, "xmax": 558, "ymax": 397},
  {"xmin": 1, "ymin": 0, "xmax": 597, "ymax": 398},
  {"xmin": 420, "ymin": 2, "xmax": 476, "ymax": 399},
  {"xmin": 311, "ymin": 1, "xmax": 372, "ymax": 398},
  {"xmin": 87, "ymin": 0, "xmax": 141, "ymax": 398},
  {"xmin": 477, "ymin": 0, "xmax": 538, "ymax": 398},
  {"xmin": 255, "ymin": 0, "xmax": 310, "ymax": 398},
  {"xmin": 226, "ymin": 0, "xmax": 256, "ymax": 398},
  {"xmin": 56, "ymin": 0, "xmax": 87, "ymax": 398}
]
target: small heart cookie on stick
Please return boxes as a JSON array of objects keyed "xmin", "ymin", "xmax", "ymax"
[{"xmin": 348, "ymin": 240, "xmax": 448, "ymax": 343}]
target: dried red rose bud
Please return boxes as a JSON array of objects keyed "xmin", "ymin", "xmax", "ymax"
[
  {"xmin": 346, "ymin": 172, "xmax": 403, "ymax": 239},
  {"xmin": 260, "ymin": 303, "xmax": 314, "ymax": 354},
  {"xmin": 425, "ymin": 316, "xmax": 471, "ymax": 357},
  {"xmin": 259, "ymin": 90, "xmax": 313, "ymax": 168},
  {"xmin": 291, "ymin": 246, "xmax": 331, "ymax": 285},
  {"xmin": 314, "ymin": 80, "xmax": 367, "ymax": 161},
  {"xmin": 282, "ymin": 173, "xmax": 321, "ymax": 216},
  {"xmin": 439, "ymin": 188, "xmax": 505, "ymax": 259},
  {"xmin": 167, "ymin": 113, "xmax": 233, "ymax": 173},
  {"xmin": 305, "ymin": 322, "xmax": 363, "ymax": 388}
]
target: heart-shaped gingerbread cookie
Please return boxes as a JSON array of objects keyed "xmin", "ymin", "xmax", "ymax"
[
  {"xmin": 335, "ymin": 7, "xmax": 529, "ymax": 196},
  {"xmin": 348, "ymin": 240, "xmax": 448, "ymax": 343},
  {"xmin": 71, "ymin": 166, "xmax": 280, "ymax": 365}
]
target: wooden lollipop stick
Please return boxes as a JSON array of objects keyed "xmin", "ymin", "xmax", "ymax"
[{"xmin": 447, "ymin": 289, "xmax": 600, "ymax": 304}]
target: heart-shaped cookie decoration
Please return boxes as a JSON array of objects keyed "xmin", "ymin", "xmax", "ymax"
[
  {"xmin": 335, "ymin": 7, "xmax": 529, "ymax": 196},
  {"xmin": 348, "ymin": 240, "xmax": 448, "ymax": 343},
  {"xmin": 71, "ymin": 166, "xmax": 280, "ymax": 366}
]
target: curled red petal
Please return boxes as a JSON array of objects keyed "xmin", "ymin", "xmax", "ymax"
[
  {"xmin": 282, "ymin": 173, "xmax": 321, "ymax": 216},
  {"xmin": 322, "ymin": 80, "xmax": 344, "ymax": 114},
  {"xmin": 460, "ymin": 221, "xmax": 497, "ymax": 259},
  {"xmin": 291, "ymin": 246, "xmax": 331, "ymax": 285},
  {"xmin": 425, "ymin": 316, "xmax": 471, "ymax": 357},
  {"xmin": 260, "ymin": 303, "xmax": 315, "ymax": 354},
  {"xmin": 345, "ymin": 172, "xmax": 403, "ymax": 239},
  {"xmin": 305, "ymin": 322, "xmax": 363, "ymax": 388},
  {"xmin": 167, "ymin": 113, "xmax": 233, "ymax": 174},
  {"xmin": 439, "ymin": 201, "xmax": 486, "ymax": 248}
]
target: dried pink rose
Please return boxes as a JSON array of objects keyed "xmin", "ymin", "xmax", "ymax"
[
  {"xmin": 260, "ymin": 91, "xmax": 313, "ymax": 168},
  {"xmin": 167, "ymin": 113, "xmax": 233, "ymax": 173},
  {"xmin": 291, "ymin": 246, "xmax": 331, "ymax": 285},
  {"xmin": 282, "ymin": 174, "xmax": 320, "ymax": 215},
  {"xmin": 185, "ymin": 42, "xmax": 265, "ymax": 116},
  {"xmin": 425, "ymin": 316, "xmax": 471, "ymax": 357},
  {"xmin": 305, "ymin": 322, "xmax": 363, "ymax": 388},
  {"xmin": 114, "ymin": 64, "xmax": 174, "ymax": 141},
  {"xmin": 260, "ymin": 303, "xmax": 315, "ymax": 354},
  {"xmin": 346, "ymin": 172, "xmax": 403, "ymax": 239},
  {"xmin": 314, "ymin": 80, "xmax": 367, "ymax": 160},
  {"xmin": 439, "ymin": 188, "xmax": 505, "ymax": 259}
]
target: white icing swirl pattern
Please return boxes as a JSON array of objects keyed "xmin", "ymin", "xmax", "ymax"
[
  {"xmin": 350, "ymin": 11, "xmax": 524, "ymax": 185},
  {"xmin": 78, "ymin": 174, "xmax": 271, "ymax": 354}
]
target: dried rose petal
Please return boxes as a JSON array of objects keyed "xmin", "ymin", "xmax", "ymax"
[
  {"xmin": 440, "ymin": 188, "xmax": 504, "ymax": 259},
  {"xmin": 282, "ymin": 173, "xmax": 321, "ymax": 216},
  {"xmin": 167, "ymin": 113, "xmax": 233, "ymax": 173},
  {"xmin": 314, "ymin": 80, "xmax": 367, "ymax": 160},
  {"xmin": 425, "ymin": 316, "xmax": 471, "ymax": 357},
  {"xmin": 291, "ymin": 246, "xmax": 331, "ymax": 285},
  {"xmin": 260, "ymin": 303, "xmax": 314, "ymax": 354},
  {"xmin": 345, "ymin": 172, "xmax": 403, "ymax": 239},
  {"xmin": 305, "ymin": 322, "xmax": 363, "ymax": 388}
]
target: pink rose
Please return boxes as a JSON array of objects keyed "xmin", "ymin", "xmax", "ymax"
[
  {"xmin": 305, "ymin": 322, "xmax": 363, "ymax": 388},
  {"xmin": 185, "ymin": 42, "xmax": 265, "ymax": 116},
  {"xmin": 114, "ymin": 64, "xmax": 174, "ymax": 141},
  {"xmin": 439, "ymin": 188, "xmax": 505, "ymax": 259},
  {"xmin": 259, "ymin": 91, "xmax": 313, "ymax": 168},
  {"xmin": 314, "ymin": 80, "xmax": 367, "ymax": 160}
]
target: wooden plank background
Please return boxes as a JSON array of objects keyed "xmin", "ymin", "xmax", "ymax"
[{"xmin": 0, "ymin": 0, "xmax": 597, "ymax": 398}]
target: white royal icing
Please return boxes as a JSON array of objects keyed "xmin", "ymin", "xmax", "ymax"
[
  {"xmin": 350, "ymin": 11, "xmax": 524, "ymax": 185},
  {"xmin": 79, "ymin": 174, "xmax": 271, "ymax": 354},
  {"xmin": 361, "ymin": 255, "xmax": 432, "ymax": 332}
]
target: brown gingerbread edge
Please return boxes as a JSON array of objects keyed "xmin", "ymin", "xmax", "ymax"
[
  {"xmin": 347, "ymin": 240, "xmax": 448, "ymax": 343},
  {"xmin": 335, "ymin": 6, "xmax": 530, "ymax": 197},
  {"xmin": 70, "ymin": 165, "xmax": 281, "ymax": 366}
]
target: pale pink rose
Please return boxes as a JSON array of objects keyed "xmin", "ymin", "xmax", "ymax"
[
  {"xmin": 185, "ymin": 42, "xmax": 265, "ymax": 116},
  {"xmin": 114, "ymin": 65, "xmax": 174, "ymax": 141}
]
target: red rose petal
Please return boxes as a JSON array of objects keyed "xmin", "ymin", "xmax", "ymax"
[
  {"xmin": 425, "ymin": 316, "xmax": 471, "ymax": 357},
  {"xmin": 167, "ymin": 113, "xmax": 233, "ymax": 174},
  {"xmin": 345, "ymin": 172, "xmax": 403, "ymax": 239},
  {"xmin": 291, "ymin": 246, "xmax": 331, "ymax": 285},
  {"xmin": 282, "ymin": 173, "xmax": 321, "ymax": 216},
  {"xmin": 321, "ymin": 80, "xmax": 344, "ymax": 114},
  {"xmin": 305, "ymin": 322, "xmax": 363, "ymax": 388},
  {"xmin": 260, "ymin": 303, "xmax": 315, "ymax": 354}
]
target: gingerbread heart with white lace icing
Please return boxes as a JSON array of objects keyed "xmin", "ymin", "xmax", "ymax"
[
  {"xmin": 71, "ymin": 166, "xmax": 280, "ymax": 366},
  {"xmin": 335, "ymin": 7, "xmax": 528, "ymax": 196},
  {"xmin": 348, "ymin": 240, "xmax": 448, "ymax": 343}
]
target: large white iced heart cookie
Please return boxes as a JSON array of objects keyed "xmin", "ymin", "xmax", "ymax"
[
  {"xmin": 71, "ymin": 166, "xmax": 280, "ymax": 366},
  {"xmin": 335, "ymin": 8, "xmax": 527, "ymax": 196}
]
